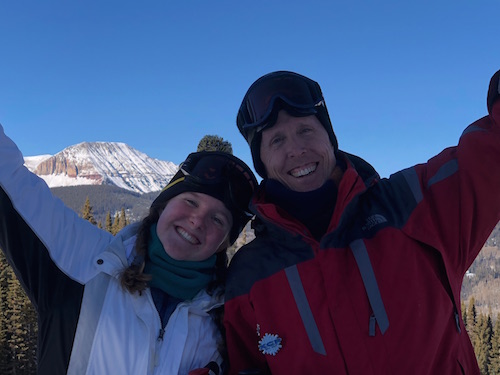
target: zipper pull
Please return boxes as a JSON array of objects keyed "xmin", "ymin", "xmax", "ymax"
[
  {"xmin": 152, "ymin": 328, "xmax": 165, "ymax": 369},
  {"xmin": 157, "ymin": 328, "xmax": 165, "ymax": 342}
]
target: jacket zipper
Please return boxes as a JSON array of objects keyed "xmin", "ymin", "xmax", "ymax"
[
  {"xmin": 148, "ymin": 290, "xmax": 163, "ymax": 373},
  {"xmin": 157, "ymin": 328, "xmax": 165, "ymax": 341}
]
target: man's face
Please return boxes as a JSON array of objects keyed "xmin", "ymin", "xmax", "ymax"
[{"xmin": 260, "ymin": 109, "xmax": 336, "ymax": 192}]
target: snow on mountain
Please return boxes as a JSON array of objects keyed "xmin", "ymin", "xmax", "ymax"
[
  {"xmin": 23, "ymin": 154, "xmax": 52, "ymax": 170},
  {"xmin": 24, "ymin": 142, "xmax": 179, "ymax": 194}
]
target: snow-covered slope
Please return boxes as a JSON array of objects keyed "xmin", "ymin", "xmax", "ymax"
[{"xmin": 24, "ymin": 142, "xmax": 179, "ymax": 194}]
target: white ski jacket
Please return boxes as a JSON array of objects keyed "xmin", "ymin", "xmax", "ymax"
[{"xmin": 0, "ymin": 124, "xmax": 224, "ymax": 375}]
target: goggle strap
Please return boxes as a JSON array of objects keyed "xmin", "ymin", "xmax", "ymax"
[{"xmin": 162, "ymin": 176, "xmax": 185, "ymax": 191}]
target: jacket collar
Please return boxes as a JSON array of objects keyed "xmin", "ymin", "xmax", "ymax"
[{"xmin": 251, "ymin": 151, "xmax": 379, "ymax": 242}]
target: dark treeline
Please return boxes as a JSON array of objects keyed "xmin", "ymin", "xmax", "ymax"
[
  {"xmin": 51, "ymin": 184, "xmax": 156, "ymax": 225},
  {"xmin": 0, "ymin": 250, "xmax": 38, "ymax": 375},
  {"xmin": 81, "ymin": 196, "xmax": 129, "ymax": 235}
]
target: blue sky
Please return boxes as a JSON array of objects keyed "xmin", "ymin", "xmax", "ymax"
[{"xmin": 0, "ymin": 1, "xmax": 498, "ymax": 179}]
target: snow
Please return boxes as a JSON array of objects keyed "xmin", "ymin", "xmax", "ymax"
[
  {"xmin": 39, "ymin": 174, "xmax": 102, "ymax": 187},
  {"xmin": 23, "ymin": 142, "xmax": 179, "ymax": 194},
  {"xmin": 24, "ymin": 154, "xmax": 52, "ymax": 171}
]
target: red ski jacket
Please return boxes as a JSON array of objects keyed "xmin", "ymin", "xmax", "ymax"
[{"xmin": 224, "ymin": 73, "xmax": 500, "ymax": 375}]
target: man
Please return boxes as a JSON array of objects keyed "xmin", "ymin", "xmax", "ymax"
[{"xmin": 224, "ymin": 70, "xmax": 500, "ymax": 374}]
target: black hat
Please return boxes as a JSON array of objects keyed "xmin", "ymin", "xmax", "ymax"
[
  {"xmin": 237, "ymin": 71, "xmax": 338, "ymax": 178},
  {"xmin": 152, "ymin": 151, "xmax": 257, "ymax": 245}
]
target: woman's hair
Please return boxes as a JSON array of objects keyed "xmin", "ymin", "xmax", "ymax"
[{"xmin": 119, "ymin": 200, "xmax": 229, "ymax": 296}]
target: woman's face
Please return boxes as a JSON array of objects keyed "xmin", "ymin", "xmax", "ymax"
[{"xmin": 156, "ymin": 192, "xmax": 232, "ymax": 261}]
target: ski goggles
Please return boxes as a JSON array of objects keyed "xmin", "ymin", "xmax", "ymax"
[
  {"xmin": 167, "ymin": 151, "xmax": 257, "ymax": 217},
  {"xmin": 237, "ymin": 71, "xmax": 326, "ymax": 145}
]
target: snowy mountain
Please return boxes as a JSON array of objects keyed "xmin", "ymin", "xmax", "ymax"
[{"xmin": 24, "ymin": 142, "xmax": 179, "ymax": 194}]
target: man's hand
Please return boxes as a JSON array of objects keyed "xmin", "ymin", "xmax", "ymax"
[{"xmin": 488, "ymin": 69, "xmax": 500, "ymax": 113}]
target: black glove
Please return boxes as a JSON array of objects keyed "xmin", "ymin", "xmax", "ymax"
[{"xmin": 487, "ymin": 69, "xmax": 500, "ymax": 113}]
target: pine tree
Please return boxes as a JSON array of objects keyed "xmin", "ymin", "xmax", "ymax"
[
  {"xmin": 462, "ymin": 301, "xmax": 468, "ymax": 329},
  {"xmin": 466, "ymin": 297, "xmax": 478, "ymax": 338},
  {"xmin": 6, "ymin": 257, "xmax": 37, "ymax": 375},
  {"xmin": 118, "ymin": 208, "xmax": 128, "ymax": 232},
  {"xmin": 491, "ymin": 314, "xmax": 500, "ymax": 374},
  {"xmin": 110, "ymin": 209, "xmax": 128, "ymax": 235},
  {"xmin": 104, "ymin": 211, "xmax": 113, "ymax": 234},
  {"xmin": 197, "ymin": 135, "xmax": 233, "ymax": 154},
  {"xmin": 474, "ymin": 313, "xmax": 493, "ymax": 374},
  {"xmin": 112, "ymin": 212, "xmax": 121, "ymax": 235},
  {"xmin": 0, "ymin": 251, "xmax": 14, "ymax": 374},
  {"xmin": 81, "ymin": 197, "xmax": 97, "ymax": 225}
]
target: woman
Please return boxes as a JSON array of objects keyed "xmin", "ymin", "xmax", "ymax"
[{"xmin": 0, "ymin": 124, "xmax": 257, "ymax": 375}]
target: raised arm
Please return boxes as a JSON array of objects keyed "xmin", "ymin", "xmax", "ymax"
[{"xmin": 0, "ymin": 124, "xmax": 114, "ymax": 284}]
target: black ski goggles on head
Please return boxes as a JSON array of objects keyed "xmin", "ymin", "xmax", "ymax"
[
  {"xmin": 173, "ymin": 151, "xmax": 257, "ymax": 218},
  {"xmin": 237, "ymin": 71, "xmax": 326, "ymax": 145}
]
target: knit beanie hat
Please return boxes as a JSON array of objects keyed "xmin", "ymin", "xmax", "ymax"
[{"xmin": 151, "ymin": 151, "xmax": 257, "ymax": 245}]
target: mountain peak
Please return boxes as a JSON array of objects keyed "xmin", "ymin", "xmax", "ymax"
[{"xmin": 25, "ymin": 141, "xmax": 179, "ymax": 194}]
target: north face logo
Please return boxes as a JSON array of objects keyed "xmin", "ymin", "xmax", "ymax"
[{"xmin": 362, "ymin": 214, "xmax": 388, "ymax": 231}]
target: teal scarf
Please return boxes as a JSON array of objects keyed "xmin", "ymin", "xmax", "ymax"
[{"xmin": 143, "ymin": 224, "xmax": 216, "ymax": 300}]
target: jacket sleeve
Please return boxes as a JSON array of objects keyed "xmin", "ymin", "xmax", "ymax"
[
  {"xmin": 0, "ymin": 124, "xmax": 114, "ymax": 284},
  {"xmin": 401, "ymin": 70, "xmax": 500, "ymax": 282}
]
